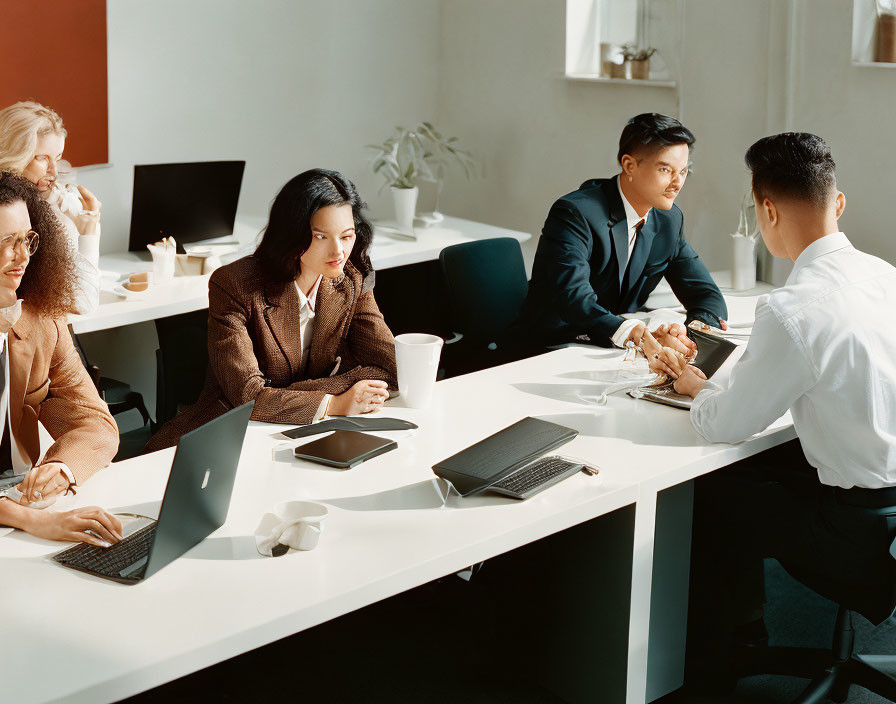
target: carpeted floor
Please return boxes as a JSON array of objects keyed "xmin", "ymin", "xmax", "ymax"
[{"xmin": 660, "ymin": 560, "xmax": 896, "ymax": 704}]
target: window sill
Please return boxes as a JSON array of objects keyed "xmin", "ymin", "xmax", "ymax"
[
  {"xmin": 852, "ymin": 61, "xmax": 896, "ymax": 68},
  {"xmin": 564, "ymin": 72, "xmax": 676, "ymax": 88}
]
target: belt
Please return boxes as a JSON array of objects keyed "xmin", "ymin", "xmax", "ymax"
[{"xmin": 833, "ymin": 485, "xmax": 896, "ymax": 509}]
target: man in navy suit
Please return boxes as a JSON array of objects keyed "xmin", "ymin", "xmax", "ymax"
[{"xmin": 513, "ymin": 113, "xmax": 727, "ymax": 353}]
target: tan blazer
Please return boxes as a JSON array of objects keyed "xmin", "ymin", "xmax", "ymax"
[
  {"xmin": 145, "ymin": 256, "xmax": 397, "ymax": 452},
  {"xmin": 9, "ymin": 307, "xmax": 118, "ymax": 485}
]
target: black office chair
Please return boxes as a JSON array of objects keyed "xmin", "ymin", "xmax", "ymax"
[
  {"xmin": 439, "ymin": 237, "xmax": 529, "ymax": 377},
  {"xmin": 68, "ymin": 324, "xmax": 151, "ymax": 427},
  {"xmin": 154, "ymin": 309, "xmax": 209, "ymax": 428},
  {"xmin": 735, "ymin": 540, "xmax": 896, "ymax": 702}
]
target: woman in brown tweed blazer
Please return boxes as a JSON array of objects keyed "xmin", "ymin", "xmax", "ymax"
[
  {"xmin": 145, "ymin": 169, "xmax": 397, "ymax": 452},
  {"xmin": 0, "ymin": 173, "xmax": 122, "ymax": 547}
]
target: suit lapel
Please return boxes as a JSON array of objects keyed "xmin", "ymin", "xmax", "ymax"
[
  {"xmin": 262, "ymin": 281, "xmax": 302, "ymax": 381},
  {"xmin": 622, "ymin": 215, "xmax": 657, "ymax": 307},
  {"xmin": 603, "ymin": 179, "xmax": 630, "ymax": 290},
  {"xmin": 305, "ymin": 275, "xmax": 353, "ymax": 380}
]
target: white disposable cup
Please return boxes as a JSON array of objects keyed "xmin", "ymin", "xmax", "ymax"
[
  {"xmin": 274, "ymin": 500, "xmax": 328, "ymax": 551},
  {"xmin": 731, "ymin": 234, "xmax": 757, "ymax": 290},
  {"xmin": 151, "ymin": 250, "xmax": 176, "ymax": 285},
  {"xmin": 395, "ymin": 333, "xmax": 443, "ymax": 408}
]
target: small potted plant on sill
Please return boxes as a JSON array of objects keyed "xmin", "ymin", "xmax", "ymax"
[
  {"xmin": 368, "ymin": 123, "xmax": 476, "ymax": 234},
  {"xmin": 622, "ymin": 45, "xmax": 657, "ymax": 80}
]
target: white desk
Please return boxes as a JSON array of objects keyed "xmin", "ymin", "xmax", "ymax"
[
  {"xmin": 2, "ymin": 291, "xmax": 793, "ymax": 703},
  {"xmin": 69, "ymin": 216, "xmax": 531, "ymax": 335}
]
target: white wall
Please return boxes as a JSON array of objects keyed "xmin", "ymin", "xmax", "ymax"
[
  {"xmin": 78, "ymin": 0, "xmax": 441, "ymax": 426},
  {"xmin": 788, "ymin": 0, "xmax": 896, "ymax": 267},
  {"xmin": 83, "ymin": 0, "xmax": 441, "ymax": 253},
  {"xmin": 437, "ymin": 0, "xmax": 678, "ymax": 271},
  {"xmin": 437, "ymin": 0, "xmax": 785, "ymax": 274}
]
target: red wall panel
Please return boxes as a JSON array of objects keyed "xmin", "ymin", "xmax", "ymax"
[{"xmin": 0, "ymin": 0, "xmax": 108, "ymax": 166}]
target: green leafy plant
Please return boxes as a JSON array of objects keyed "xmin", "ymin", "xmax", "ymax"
[
  {"xmin": 368, "ymin": 122, "xmax": 477, "ymax": 190},
  {"xmin": 621, "ymin": 45, "xmax": 657, "ymax": 62}
]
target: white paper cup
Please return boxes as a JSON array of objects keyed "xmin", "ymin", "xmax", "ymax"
[
  {"xmin": 731, "ymin": 235, "xmax": 757, "ymax": 290},
  {"xmin": 395, "ymin": 333, "xmax": 443, "ymax": 408}
]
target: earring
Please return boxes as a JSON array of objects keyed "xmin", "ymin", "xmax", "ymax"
[{"xmin": 629, "ymin": 176, "xmax": 633, "ymax": 182}]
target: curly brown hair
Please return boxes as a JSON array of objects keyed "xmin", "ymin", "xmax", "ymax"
[{"xmin": 0, "ymin": 171, "xmax": 77, "ymax": 317}]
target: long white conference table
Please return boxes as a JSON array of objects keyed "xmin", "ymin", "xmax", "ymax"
[
  {"xmin": 2, "ymin": 292, "xmax": 795, "ymax": 703},
  {"xmin": 69, "ymin": 215, "xmax": 531, "ymax": 335}
]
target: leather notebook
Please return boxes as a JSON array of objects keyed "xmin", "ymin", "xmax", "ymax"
[
  {"xmin": 431, "ymin": 417, "xmax": 578, "ymax": 496},
  {"xmin": 293, "ymin": 430, "xmax": 397, "ymax": 469}
]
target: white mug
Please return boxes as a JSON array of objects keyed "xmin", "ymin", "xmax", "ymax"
[
  {"xmin": 254, "ymin": 500, "xmax": 329, "ymax": 555},
  {"xmin": 394, "ymin": 333, "xmax": 443, "ymax": 408}
]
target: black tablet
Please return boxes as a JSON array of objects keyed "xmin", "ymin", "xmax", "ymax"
[{"xmin": 293, "ymin": 430, "xmax": 397, "ymax": 469}]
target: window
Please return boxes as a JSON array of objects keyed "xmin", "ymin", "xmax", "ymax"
[{"xmin": 565, "ymin": 0, "xmax": 678, "ymax": 83}]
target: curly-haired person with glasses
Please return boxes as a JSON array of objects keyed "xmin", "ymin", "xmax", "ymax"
[{"xmin": 0, "ymin": 171, "xmax": 121, "ymax": 548}]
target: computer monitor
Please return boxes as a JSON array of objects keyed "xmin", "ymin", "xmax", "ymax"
[{"xmin": 128, "ymin": 160, "xmax": 246, "ymax": 251}]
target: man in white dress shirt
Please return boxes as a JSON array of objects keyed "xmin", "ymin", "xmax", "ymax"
[{"xmin": 673, "ymin": 133, "xmax": 896, "ymax": 690}]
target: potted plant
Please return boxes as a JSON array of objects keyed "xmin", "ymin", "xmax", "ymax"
[
  {"xmin": 415, "ymin": 122, "xmax": 477, "ymax": 224},
  {"xmin": 621, "ymin": 45, "xmax": 657, "ymax": 80},
  {"xmin": 368, "ymin": 123, "xmax": 476, "ymax": 232}
]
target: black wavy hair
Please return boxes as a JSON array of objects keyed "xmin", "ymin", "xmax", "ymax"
[
  {"xmin": 617, "ymin": 113, "xmax": 695, "ymax": 164},
  {"xmin": 745, "ymin": 133, "xmax": 836, "ymax": 206},
  {"xmin": 254, "ymin": 168, "xmax": 373, "ymax": 285},
  {"xmin": 0, "ymin": 171, "xmax": 77, "ymax": 317}
]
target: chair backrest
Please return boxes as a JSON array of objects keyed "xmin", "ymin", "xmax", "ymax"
[
  {"xmin": 154, "ymin": 309, "xmax": 209, "ymax": 427},
  {"xmin": 439, "ymin": 238, "xmax": 528, "ymax": 344}
]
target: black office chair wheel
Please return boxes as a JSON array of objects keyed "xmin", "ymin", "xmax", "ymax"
[{"xmin": 737, "ymin": 606, "xmax": 896, "ymax": 704}]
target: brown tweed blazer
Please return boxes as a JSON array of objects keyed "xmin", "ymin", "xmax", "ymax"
[
  {"xmin": 145, "ymin": 256, "xmax": 397, "ymax": 452},
  {"xmin": 9, "ymin": 306, "xmax": 118, "ymax": 484}
]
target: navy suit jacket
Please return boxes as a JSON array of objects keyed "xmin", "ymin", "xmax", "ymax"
[{"xmin": 515, "ymin": 177, "xmax": 727, "ymax": 347}]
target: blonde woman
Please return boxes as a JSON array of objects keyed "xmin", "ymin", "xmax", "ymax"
[{"xmin": 0, "ymin": 101, "xmax": 101, "ymax": 314}]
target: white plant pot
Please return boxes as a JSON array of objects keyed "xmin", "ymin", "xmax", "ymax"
[
  {"xmin": 731, "ymin": 234, "xmax": 757, "ymax": 290},
  {"xmin": 391, "ymin": 186, "xmax": 418, "ymax": 234}
]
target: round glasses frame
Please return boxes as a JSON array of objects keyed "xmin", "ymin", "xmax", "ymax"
[{"xmin": 0, "ymin": 230, "xmax": 40, "ymax": 257}]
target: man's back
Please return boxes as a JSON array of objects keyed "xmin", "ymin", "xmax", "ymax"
[{"xmin": 770, "ymin": 236, "xmax": 896, "ymax": 487}]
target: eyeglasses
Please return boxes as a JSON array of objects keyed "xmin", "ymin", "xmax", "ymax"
[{"xmin": 0, "ymin": 230, "xmax": 39, "ymax": 257}]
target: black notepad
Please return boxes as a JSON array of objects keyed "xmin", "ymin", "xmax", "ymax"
[
  {"xmin": 282, "ymin": 417, "xmax": 418, "ymax": 440},
  {"xmin": 431, "ymin": 417, "xmax": 578, "ymax": 496},
  {"xmin": 293, "ymin": 430, "xmax": 397, "ymax": 469}
]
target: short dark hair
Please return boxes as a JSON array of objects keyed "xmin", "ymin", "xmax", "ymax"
[
  {"xmin": 744, "ymin": 133, "xmax": 836, "ymax": 206},
  {"xmin": 0, "ymin": 171, "xmax": 77, "ymax": 317},
  {"xmin": 254, "ymin": 168, "xmax": 373, "ymax": 285},
  {"xmin": 617, "ymin": 113, "xmax": 695, "ymax": 164}
]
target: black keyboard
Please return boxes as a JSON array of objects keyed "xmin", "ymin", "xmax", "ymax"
[
  {"xmin": 489, "ymin": 456, "xmax": 584, "ymax": 500},
  {"xmin": 53, "ymin": 522, "xmax": 157, "ymax": 581}
]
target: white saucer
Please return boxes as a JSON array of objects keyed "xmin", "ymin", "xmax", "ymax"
[{"xmin": 112, "ymin": 284, "xmax": 151, "ymax": 300}]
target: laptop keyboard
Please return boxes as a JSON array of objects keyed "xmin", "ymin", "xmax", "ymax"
[
  {"xmin": 490, "ymin": 456, "xmax": 584, "ymax": 499},
  {"xmin": 53, "ymin": 522, "xmax": 157, "ymax": 579}
]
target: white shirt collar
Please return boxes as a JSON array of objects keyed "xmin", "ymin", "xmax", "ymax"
[
  {"xmin": 295, "ymin": 276, "xmax": 323, "ymax": 314},
  {"xmin": 786, "ymin": 232, "xmax": 852, "ymax": 285},
  {"xmin": 616, "ymin": 175, "xmax": 650, "ymax": 230}
]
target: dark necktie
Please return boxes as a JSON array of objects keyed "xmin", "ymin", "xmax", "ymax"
[
  {"xmin": 0, "ymin": 342, "xmax": 12, "ymax": 473},
  {"xmin": 630, "ymin": 218, "xmax": 645, "ymax": 252}
]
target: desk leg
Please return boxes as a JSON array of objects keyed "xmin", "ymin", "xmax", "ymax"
[
  {"xmin": 627, "ymin": 482, "xmax": 695, "ymax": 704},
  {"xmin": 488, "ymin": 505, "xmax": 635, "ymax": 704}
]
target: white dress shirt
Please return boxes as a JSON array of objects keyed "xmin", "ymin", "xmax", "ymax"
[
  {"xmin": 294, "ymin": 277, "xmax": 332, "ymax": 420},
  {"xmin": 691, "ymin": 232, "xmax": 896, "ymax": 489},
  {"xmin": 610, "ymin": 176, "xmax": 652, "ymax": 347}
]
